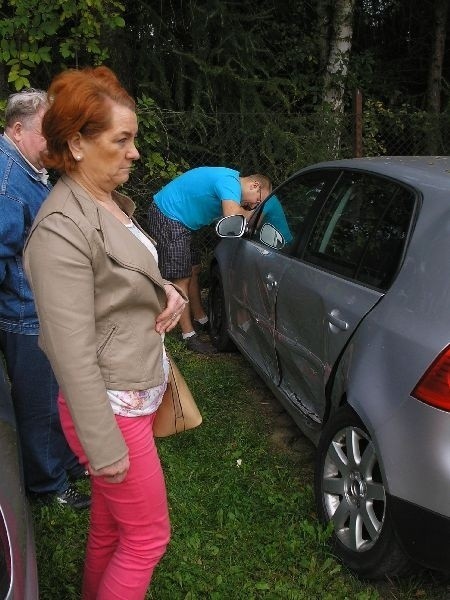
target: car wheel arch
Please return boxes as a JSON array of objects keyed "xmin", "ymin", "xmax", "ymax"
[{"xmin": 325, "ymin": 349, "xmax": 392, "ymax": 496}]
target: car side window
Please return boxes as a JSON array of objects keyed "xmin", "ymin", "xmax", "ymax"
[
  {"xmin": 303, "ymin": 172, "xmax": 415, "ymax": 290},
  {"xmin": 248, "ymin": 170, "xmax": 334, "ymax": 250}
]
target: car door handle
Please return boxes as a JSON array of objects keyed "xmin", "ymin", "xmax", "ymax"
[
  {"xmin": 328, "ymin": 310, "xmax": 349, "ymax": 331},
  {"xmin": 265, "ymin": 273, "xmax": 277, "ymax": 290}
]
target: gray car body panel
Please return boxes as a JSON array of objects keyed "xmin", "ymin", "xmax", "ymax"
[
  {"xmin": 0, "ymin": 365, "xmax": 39, "ymax": 600},
  {"xmin": 213, "ymin": 155, "xmax": 450, "ymax": 520}
]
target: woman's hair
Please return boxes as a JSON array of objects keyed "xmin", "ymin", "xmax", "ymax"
[{"xmin": 42, "ymin": 66, "xmax": 135, "ymax": 173}]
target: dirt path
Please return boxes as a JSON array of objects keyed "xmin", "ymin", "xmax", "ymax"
[
  {"xmin": 238, "ymin": 358, "xmax": 316, "ymax": 471},
  {"xmin": 260, "ymin": 392, "xmax": 315, "ymax": 472}
]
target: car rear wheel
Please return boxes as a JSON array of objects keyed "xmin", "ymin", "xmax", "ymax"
[
  {"xmin": 314, "ymin": 405, "xmax": 411, "ymax": 579},
  {"xmin": 208, "ymin": 266, "xmax": 235, "ymax": 352}
]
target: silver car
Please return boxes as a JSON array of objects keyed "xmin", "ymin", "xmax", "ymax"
[
  {"xmin": 209, "ymin": 156, "xmax": 450, "ymax": 579},
  {"xmin": 0, "ymin": 362, "xmax": 39, "ymax": 599}
]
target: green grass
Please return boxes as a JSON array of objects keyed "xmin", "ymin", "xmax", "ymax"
[{"xmin": 32, "ymin": 338, "xmax": 450, "ymax": 599}]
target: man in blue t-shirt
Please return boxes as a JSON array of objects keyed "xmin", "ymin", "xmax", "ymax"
[{"xmin": 147, "ymin": 166, "xmax": 272, "ymax": 353}]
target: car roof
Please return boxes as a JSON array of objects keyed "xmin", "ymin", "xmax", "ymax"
[{"xmin": 297, "ymin": 156, "xmax": 450, "ymax": 193}]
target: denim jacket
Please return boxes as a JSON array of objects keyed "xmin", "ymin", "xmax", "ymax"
[{"xmin": 0, "ymin": 136, "xmax": 51, "ymax": 334}]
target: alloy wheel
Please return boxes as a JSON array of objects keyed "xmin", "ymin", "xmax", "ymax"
[{"xmin": 322, "ymin": 424, "xmax": 386, "ymax": 552}]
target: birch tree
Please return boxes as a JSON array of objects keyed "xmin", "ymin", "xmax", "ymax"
[{"xmin": 322, "ymin": 0, "xmax": 356, "ymax": 112}]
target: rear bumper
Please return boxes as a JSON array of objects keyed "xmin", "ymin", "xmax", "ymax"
[{"xmin": 389, "ymin": 494, "xmax": 450, "ymax": 573}]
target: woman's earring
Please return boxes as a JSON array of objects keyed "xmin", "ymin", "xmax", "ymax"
[{"xmin": 75, "ymin": 155, "xmax": 81, "ymax": 161}]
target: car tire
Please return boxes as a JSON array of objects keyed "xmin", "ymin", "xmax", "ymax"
[
  {"xmin": 208, "ymin": 266, "xmax": 236, "ymax": 352},
  {"xmin": 314, "ymin": 404, "xmax": 412, "ymax": 579}
]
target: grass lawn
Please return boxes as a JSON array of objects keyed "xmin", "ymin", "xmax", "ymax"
[{"xmin": 32, "ymin": 337, "xmax": 450, "ymax": 599}]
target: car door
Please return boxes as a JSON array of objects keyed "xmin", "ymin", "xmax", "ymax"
[
  {"xmin": 274, "ymin": 170, "xmax": 416, "ymax": 423},
  {"xmin": 227, "ymin": 170, "xmax": 337, "ymax": 383}
]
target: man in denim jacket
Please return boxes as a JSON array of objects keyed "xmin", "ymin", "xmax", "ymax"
[{"xmin": 0, "ymin": 89, "xmax": 90, "ymax": 509}]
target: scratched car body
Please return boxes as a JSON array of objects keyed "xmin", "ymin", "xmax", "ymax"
[{"xmin": 208, "ymin": 156, "xmax": 450, "ymax": 579}]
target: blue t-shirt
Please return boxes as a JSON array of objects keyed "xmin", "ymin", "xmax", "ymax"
[
  {"xmin": 261, "ymin": 195, "xmax": 293, "ymax": 244},
  {"xmin": 153, "ymin": 167, "xmax": 241, "ymax": 230}
]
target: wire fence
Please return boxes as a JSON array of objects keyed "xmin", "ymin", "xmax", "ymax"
[{"xmin": 128, "ymin": 107, "xmax": 450, "ymax": 272}]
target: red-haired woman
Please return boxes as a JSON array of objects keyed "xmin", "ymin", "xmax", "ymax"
[{"xmin": 24, "ymin": 66, "xmax": 187, "ymax": 600}]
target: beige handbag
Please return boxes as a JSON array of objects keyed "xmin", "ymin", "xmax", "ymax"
[{"xmin": 153, "ymin": 354, "xmax": 202, "ymax": 437}]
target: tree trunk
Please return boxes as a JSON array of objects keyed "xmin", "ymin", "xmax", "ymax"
[
  {"xmin": 322, "ymin": 0, "xmax": 355, "ymax": 113},
  {"xmin": 317, "ymin": 0, "xmax": 332, "ymax": 71},
  {"xmin": 425, "ymin": 0, "xmax": 448, "ymax": 154}
]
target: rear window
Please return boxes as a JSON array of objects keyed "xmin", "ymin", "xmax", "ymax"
[{"xmin": 302, "ymin": 172, "xmax": 416, "ymax": 290}]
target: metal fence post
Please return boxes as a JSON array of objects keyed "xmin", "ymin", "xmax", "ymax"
[{"xmin": 353, "ymin": 89, "xmax": 363, "ymax": 157}]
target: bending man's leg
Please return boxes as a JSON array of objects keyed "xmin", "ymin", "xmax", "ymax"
[
  {"xmin": 147, "ymin": 202, "xmax": 216, "ymax": 353},
  {"xmin": 173, "ymin": 276, "xmax": 193, "ymax": 335},
  {"xmin": 189, "ymin": 264, "xmax": 208, "ymax": 322},
  {"xmin": 173, "ymin": 275, "xmax": 216, "ymax": 353},
  {"xmin": 171, "ymin": 269, "xmax": 209, "ymax": 337},
  {"xmin": 172, "ymin": 265, "xmax": 207, "ymax": 335}
]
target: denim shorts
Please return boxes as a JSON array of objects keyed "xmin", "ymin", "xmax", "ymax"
[{"xmin": 147, "ymin": 202, "xmax": 200, "ymax": 280}]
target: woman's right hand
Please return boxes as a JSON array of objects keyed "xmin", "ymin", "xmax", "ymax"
[{"xmin": 88, "ymin": 454, "xmax": 130, "ymax": 483}]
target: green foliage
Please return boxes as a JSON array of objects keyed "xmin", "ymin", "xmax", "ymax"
[
  {"xmin": 122, "ymin": 94, "xmax": 189, "ymax": 222},
  {"xmin": 111, "ymin": 1, "xmax": 318, "ymax": 115},
  {"xmin": 362, "ymin": 99, "xmax": 435, "ymax": 156},
  {"xmin": 0, "ymin": 99, "xmax": 6, "ymax": 127},
  {"xmin": 0, "ymin": 0, "xmax": 125, "ymax": 90},
  {"xmin": 136, "ymin": 95, "xmax": 187, "ymax": 182}
]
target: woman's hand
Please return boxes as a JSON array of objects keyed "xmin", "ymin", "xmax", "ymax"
[
  {"xmin": 88, "ymin": 454, "xmax": 130, "ymax": 483},
  {"xmin": 155, "ymin": 284, "xmax": 187, "ymax": 334}
]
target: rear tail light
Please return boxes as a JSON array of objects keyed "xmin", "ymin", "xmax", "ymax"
[{"xmin": 412, "ymin": 345, "xmax": 450, "ymax": 411}]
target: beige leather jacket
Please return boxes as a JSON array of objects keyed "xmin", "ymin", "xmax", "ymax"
[{"xmin": 24, "ymin": 174, "xmax": 184, "ymax": 470}]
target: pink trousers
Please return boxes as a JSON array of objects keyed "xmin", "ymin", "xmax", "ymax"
[{"xmin": 58, "ymin": 394, "xmax": 170, "ymax": 600}]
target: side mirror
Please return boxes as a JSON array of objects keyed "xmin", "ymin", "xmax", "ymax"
[
  {"xmin": 215, "ymin": 214, "xmax": 246, "ymax": 238},
  {"xmin": 260, "ymin": 223, "xmax": 285, "ymax": 249}
]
